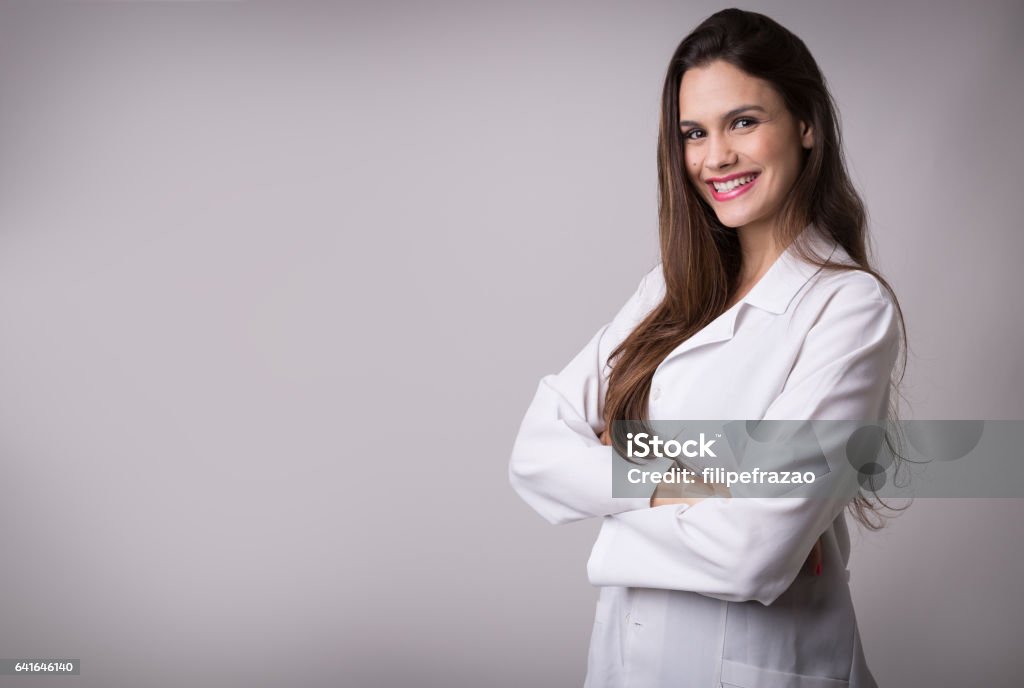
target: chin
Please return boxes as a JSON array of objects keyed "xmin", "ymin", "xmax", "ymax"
[
  {"xmin": 715, "ymin": 201, "xmax": 776, "ymax": 230},
  {"xmin": 713, "ymin": 209, "xmax": 757, "ymax": 229}
]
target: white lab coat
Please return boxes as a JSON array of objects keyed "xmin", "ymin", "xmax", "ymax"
[{"xmin": 509, "ymin": 227, "xmax": 897, "ymax": 687}]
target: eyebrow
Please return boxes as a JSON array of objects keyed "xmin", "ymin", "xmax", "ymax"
[{"xmin": 679, "ymin": 104, "xmax": 768, "ymax": 129}]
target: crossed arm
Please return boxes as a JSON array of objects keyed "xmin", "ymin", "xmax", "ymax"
[
  {"xmin": 508, "ymin": 271, "xmax": 897, "ymax": 604},
  {"xmin": 596, "ymin": 428, "xmax": 825, "ymax": 577}
]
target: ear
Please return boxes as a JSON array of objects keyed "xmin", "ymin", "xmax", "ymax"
[{"xmin": 799, "ymin": 120, "xmax": 814, "ymax": 150}]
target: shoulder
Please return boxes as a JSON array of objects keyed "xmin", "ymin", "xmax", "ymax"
[
  {"xmin": 617, "ymin": 262, "xmax": 666, "ymax": 319},
  {"xmin": 793, "ymin": 266, "xmax": 899, "ymax": 359},
  {"xmin": 797, "ymin": 238, "xmax": 893, "ymax": 313},
  {"xmin": 811, "ymin": 267, "xmax": 891, "ymax": 306},
  {"xmin": 602, "ymin": 263, "xmax": 665, "ymax": 342},
  {"xmin": 637, "ymin": 263, "xmax": 666, "ymax": 302},
  {"xmin": 786, "ymin": 244, "xmax": 899, "ymax": 348}
]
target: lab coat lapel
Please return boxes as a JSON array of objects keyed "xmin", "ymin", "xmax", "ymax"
[
  {"xmin": 742, "ymin": 229, "xmax": 839, "ymax": 315},
  {"xmin": 659, "ymin": 306, "xmax": 740, "ymax": 366},
  {"xmin": 654, "ymin": 229, "xmax": 839, "ymax": 374}
]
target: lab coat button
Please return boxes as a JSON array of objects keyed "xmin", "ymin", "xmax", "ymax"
[{"xmin": 651, "ymin": 385, "xmax": 662, "ymax": 401}]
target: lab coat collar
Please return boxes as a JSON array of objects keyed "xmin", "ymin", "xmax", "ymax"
[
  {"xmin": 741, "ymin": 225, "xmax": 841, "ymax": 315},
  {"xmin": 654, "ymin": 226, "xmax": 844, "ymax": 373}
]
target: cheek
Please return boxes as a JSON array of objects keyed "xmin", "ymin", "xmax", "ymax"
[
  {"xmin": 684, "ymin": 152, "xmax": 701, "ymax": 178},
  {"xmin": 688, "ymin": 165, "xmax": 704, "ymax": 192},
  {"xmin": 754, "ymin": 134, "xmax": 802, "ymax": 179}
]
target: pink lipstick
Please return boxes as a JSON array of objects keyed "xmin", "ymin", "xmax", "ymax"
[{"xmin": 706, "ymin": 172, "xmax": 760, "ymax": 202}]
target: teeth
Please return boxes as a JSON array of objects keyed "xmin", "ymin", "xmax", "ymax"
[{"xmin": 712, "ymin": 174, "xmax": 756, "ymax": 193}]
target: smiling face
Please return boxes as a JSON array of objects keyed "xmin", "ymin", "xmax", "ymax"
[{"xmin": 678, "ymin": 60, "xmax": 814, "ymax": 234}]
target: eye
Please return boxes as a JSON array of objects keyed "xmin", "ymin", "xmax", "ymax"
[
  {"xmin": 681, "ymin": 128, "xmax": 705, "ymax": 141},
  {"xmin": 734, "ymin": 117, "xmax": 758, "ymax": 129}
]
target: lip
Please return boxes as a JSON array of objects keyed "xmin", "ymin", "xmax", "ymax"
[{"xmin": 706, "ymin": 171, "xmax": 760, "ymax": 202}]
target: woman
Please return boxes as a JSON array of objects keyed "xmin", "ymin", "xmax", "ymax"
[{"xmin": 508, "ymin": 8, "xmax": 907, "ymax": 688}]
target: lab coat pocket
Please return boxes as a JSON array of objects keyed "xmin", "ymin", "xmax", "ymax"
[
  {"xmin": 720, "ymin": 577, "xmax": 856, "ymax": 688},
  {"xmin": 720, "ymin": 659, "xmax": 850, "ymax": 688}
]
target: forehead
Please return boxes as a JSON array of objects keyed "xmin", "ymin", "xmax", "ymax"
[{"xmin": 678, "ymin": 60, "xmax": 781, "ymax": 119}]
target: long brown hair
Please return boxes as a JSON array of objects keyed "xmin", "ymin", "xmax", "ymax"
[{"xmin": 603, "ymin": 8, "xmax": 909, "ymax": 529}]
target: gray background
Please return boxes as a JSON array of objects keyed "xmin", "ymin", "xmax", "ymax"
[{"xmin": 0, "ymin": 1, "xmax": 1021, "ymax": 686}]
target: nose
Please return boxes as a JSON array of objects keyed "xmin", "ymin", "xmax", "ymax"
[{"xmin": 705, "ymin": 133, "xmax": 737, "ymax": 171}]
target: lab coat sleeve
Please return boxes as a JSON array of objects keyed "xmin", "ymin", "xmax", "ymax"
[
  {"xmin": 508, "ymin": 267, "xmax": 662, "ymax": 525},
  {"xmin": 586, "ymin": 276, "xmax": 900, "ymax": 605}
]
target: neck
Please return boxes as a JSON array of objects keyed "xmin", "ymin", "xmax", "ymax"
[{"xmin": 735, "ymin": 224, "xmax": 786, "ymax": 284}]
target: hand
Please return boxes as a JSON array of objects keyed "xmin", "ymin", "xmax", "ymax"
[
  {"xmin": 649, "ymin": 494, "xmax": 708, "ymax": 507},
  {"xmin": 648, "ymin": 468, "xmax": 718, "ymax": 508},
  {"xmin": 604, "ymin": 426, "xmax": 825, "ymax": 575},
  {"xmin": 601, "ymin": 429, "xmax": 718, "ymax": 508}
]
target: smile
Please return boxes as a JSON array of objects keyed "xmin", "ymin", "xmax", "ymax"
[{"xmin": 707, "ymin": 173, "xmax": 759, "ymax": 201}]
